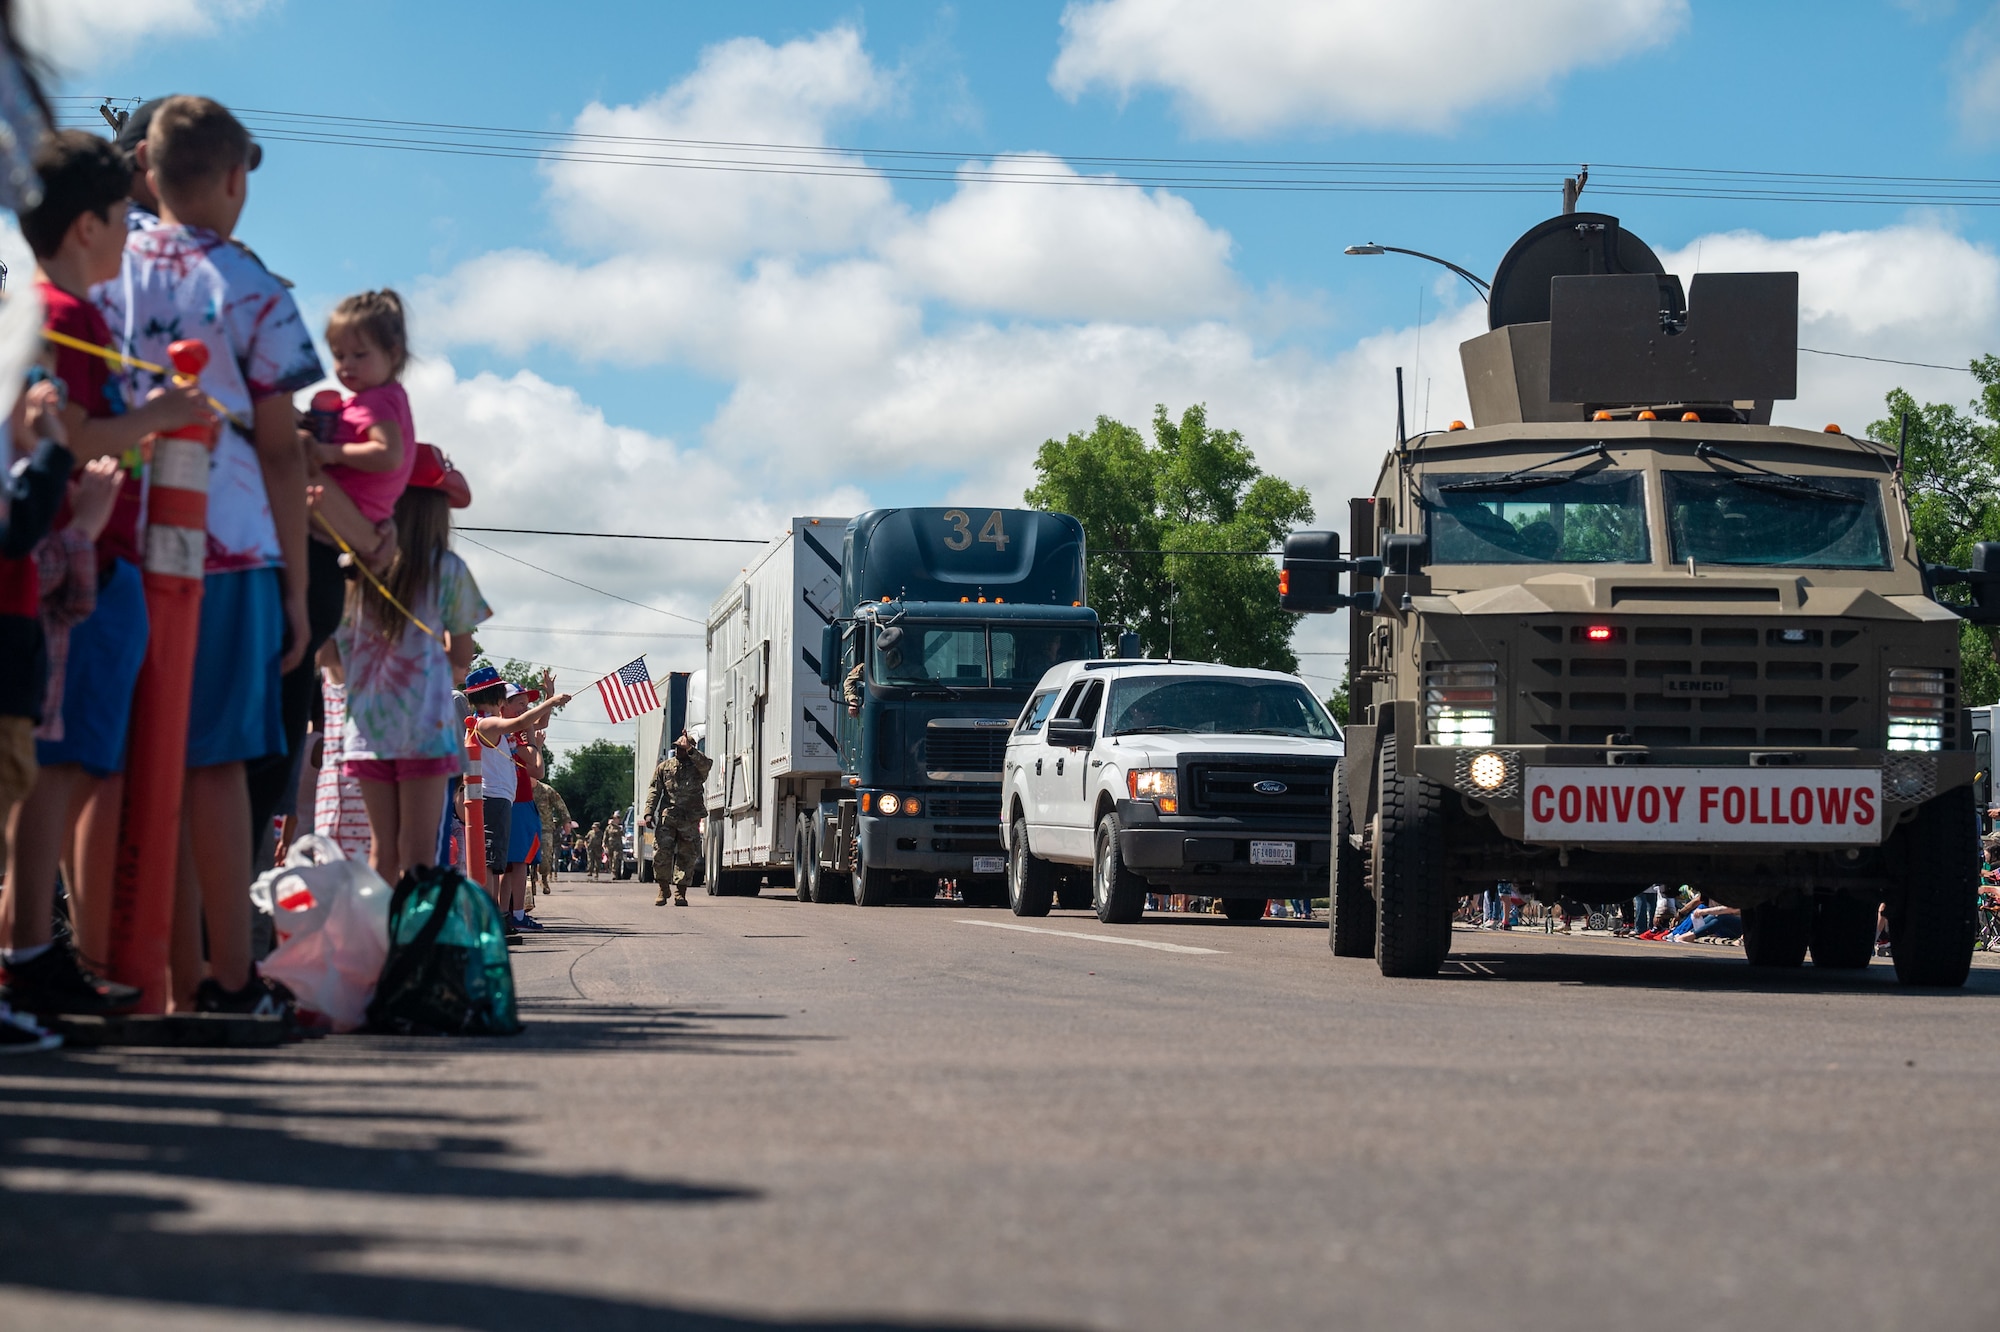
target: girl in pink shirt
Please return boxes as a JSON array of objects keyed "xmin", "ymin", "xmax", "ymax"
[{"xmin": 314, "ymin": 289, "xmax": 417, "ymax": 526}]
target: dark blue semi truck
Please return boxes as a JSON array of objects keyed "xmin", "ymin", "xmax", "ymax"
[{"xmin": 799, "ymin": 507, "xmax": 1102, "ymax": 907}]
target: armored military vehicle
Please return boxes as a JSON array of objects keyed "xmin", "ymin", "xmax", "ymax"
[{"xmin": 1283, "ymin": 212, "xmax": 1989, "ymax": 985}]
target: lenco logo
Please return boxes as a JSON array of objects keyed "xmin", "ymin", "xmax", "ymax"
[{"xmin": 1253, "ymin": 781, "xmax": 1289, "ymax": 795}]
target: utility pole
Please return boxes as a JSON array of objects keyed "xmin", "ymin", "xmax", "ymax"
[{"xmin": 1562, "ymin": 164, "xmax": 1590, "ymax": 214}]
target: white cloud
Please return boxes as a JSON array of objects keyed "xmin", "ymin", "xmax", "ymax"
[
  {"xmin": 883, "ymin": 155, "xmax": 1238, "ymax": 321},
  {"xmin": 1049, "ymin": 0, "xmax": 1687, "ymax": 135},
  {"xmin": 1658, "ymin": 223, "xmax": 2000, "ymax": 432},
  {"xmin": 1953, "ymin": 8, "xmax": 2000, "ymax": 140},
  {"xmin": 16, "ymin": 0, "xmax": 264, "ymax": 75},
  {"xmin": 545, "ymin": 26, "xmax": 895, "ymax": 260}
]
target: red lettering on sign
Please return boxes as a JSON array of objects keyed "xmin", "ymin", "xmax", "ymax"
[
  {"xmin": 1532, "ymin": 785, "xmax": 1555, "ymax": 821},
  {"xmin": 1664, "ymin": 787, "xmax": 1685, "ymax": 821},
  {"xmin": 1855, "ymin": 787, "xmax": 1876, "ymax": 826},
  {"xmin": 1559, "ymin": 786, "xmax": 1582, "ymax": 822},
  {"xmin": 1586, "ymin": 787, "xmax": 1608, "ymax": 822},
  {"xmin": 1722, "ymin": 787, "xmax": 1746, "ymax": 824},
  {"xmin": 1637, "ymin": 786, "xmax": 1661, "ymax": 823},
  {"xmin": 1700, "ymin": 787, "xmax": 1719, "ymax": 822},
  {"xmin": 1816, "ymin": 787, "xmax": 1851, "ymax": 824},
  {"xmin": 1790, "ymin": 787, "xmax": 1813, "ymax": 825},
  {"xmin": 1612, "ymin": 787, "xmax": 1636, "ymax": 821},
  {"xmin": 1749, "ymin": 788, "xmax": 1769, "ymax": 825}
]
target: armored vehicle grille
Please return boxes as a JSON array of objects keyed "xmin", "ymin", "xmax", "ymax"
[
  {"xmin": 923, "ymin": 732, "xmax": 1008, "ymax": 774},
  {"xmin": 1185, "ymin": 762, "xmax": 1336, "ymax": 817},
  {"xmin": 1514, "ymin": 622, "xmax": 1944, "ymax": 748}
]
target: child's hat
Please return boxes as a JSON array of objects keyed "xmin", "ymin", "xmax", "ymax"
[
  {"xmin": 463, "ymin": 664, "xmax": 503, "ymax": 692},
  {"xmin": 408, "ymin": 443, "xmax": 472, "ymax": 509}
]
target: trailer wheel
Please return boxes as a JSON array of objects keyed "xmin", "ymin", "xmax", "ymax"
[
  {"xmin": 1887, "ymin": 786, "xmax": 1978, "ymax": 988},
  {"xmin": 1329, "ymin": 758, "xmax": 1374, "ymax": 958},
  {"xmin": 1372, "ymin": 742, "xmax": 1452, "ymax": 978},
  {"xmin": 638, "ymin": 854, "xmax": 654, "ymax": 885},
  {"xmin": 791, "ymin": 818, "xmax": 813, "ymax": 902},
  {"xmin": 704, "ymin": 823, "xmax": 724, "ymax": 897},
  {"xmin": 1008, "ymin": 813, "xmax": 1055, "ymax": 917},
  {"xmin": 1742, "ymin": 899, "xmax": 1810, "ymax": 968},
  {"xmin": 1809, "ymin": 894, "xmax": 1878, "ymax": 970},
  {"xmin": 1092, "ymin": 813, "xmax": 1146, "ymax": 924}
]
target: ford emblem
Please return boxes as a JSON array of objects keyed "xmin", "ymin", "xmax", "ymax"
[{"xmin": 1253, "ymin": 780, "xmax": 1289, "ymax": 795}]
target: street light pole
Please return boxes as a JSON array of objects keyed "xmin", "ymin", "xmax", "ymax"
[{"xmin": 1342, "ymin": 244, "xmax": 1490, "ymax": 302}]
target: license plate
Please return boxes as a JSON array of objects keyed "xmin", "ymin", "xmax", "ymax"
[
  {"xmin": 1250, "ymin": 841, "xmax": 1296, "ymax": 866},
  {"xmin": 1522, "ymin": 767, "xmax": 1883, "ymax": 844},
  {"xmin": 972, "ymin": 855, "xmax": 1006, "ymax": 875}
]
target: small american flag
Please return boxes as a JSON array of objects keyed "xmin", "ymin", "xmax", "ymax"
[{"xmin": 594, "ymin": 657, "xmax": 659, "ymax": 725}]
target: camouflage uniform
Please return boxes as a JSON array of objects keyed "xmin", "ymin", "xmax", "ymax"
[
  {"xmin": 584, "ymin": 821, "xmax": 604, "ymax": 879},
  {"xmin": 647, "ymin": 744, "xmax": 713, "ymax": 905},
  {"xmin": 532, "ymin": 780, "xmax": 571, "ymax": 893},
  {"xmin": 843, "ymin": 662, "xmax": 864, "ymax": 715}
]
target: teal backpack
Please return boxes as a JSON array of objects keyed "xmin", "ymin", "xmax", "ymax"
[{"xmin": 367, "ymin": 865, "xmax": 523, "ymax": 1036}]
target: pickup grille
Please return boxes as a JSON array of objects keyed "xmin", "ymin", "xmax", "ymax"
[
  {"xmin": 1514, "ymin": 621, "xmax": 1922, "ymax": 748},
  {"xmin": 923, "ymin": 731, "xmax": 1008, "ymax": 775},
  {"xmin": 1184, "ymin": 761, "xmax": 1336, "ymax": 818}
]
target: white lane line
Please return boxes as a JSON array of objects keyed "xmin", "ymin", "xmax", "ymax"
[{"xmin": 958, "ymin": 920, "xmax": 1222, "ymax": 955}]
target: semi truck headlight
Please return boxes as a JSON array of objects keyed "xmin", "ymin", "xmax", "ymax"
[
  {"xmin": 1128, "ymin": 768, "xmax": 1179, "ymax": 813},
  {"xmin": 878, "ymin": 793, "xmax": 900, "ymax": 815},
  {"xmin": 1424, "ymin": 662, "xmax": 1497, "ymax": 747},
  {"xmin": 1886, "ymin": 667, "xmax": 1948, "ymax": 752}
]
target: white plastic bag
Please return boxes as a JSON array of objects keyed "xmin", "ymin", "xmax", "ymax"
[{"xmin": 249, "ymin": 835, "xmax": 393, "ymax": 1031}]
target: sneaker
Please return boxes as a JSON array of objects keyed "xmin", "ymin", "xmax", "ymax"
[
  {"xmin": 674, "ymin": 895, "xmax": 687, "ymax": 907},
  {"xmin": 192, "ymin": 971, "xmax": 295, "ymax": 1018},
  {"xmin": 513, "ymin": 913, "xmax": 545, "ymax": 932},
  {"xmin": 2, "ymin": 943, "xmax": 141, "ymax": 1016},
  {"xmin": 0, "ymin": 1004, "xmax": 60, "ymax": 1054}
]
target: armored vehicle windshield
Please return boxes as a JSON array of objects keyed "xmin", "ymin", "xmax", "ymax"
[
  {"xmin": 1663, "ymin": 471, "xmax": 1890, "ymax": 569},
  {"xmin": 1422, "ymin": 469, "xmax": 1649, "ymax": 564}
]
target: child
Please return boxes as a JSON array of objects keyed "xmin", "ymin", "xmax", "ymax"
[
  {"xmin": 93, "ymin": 96, "xmax": 325, "ymax": 1014},
  {"xmin": 312, "ymin": 290, "xmax": 416, "ymax": 534},
  {"xmin": 309, "ymin": 640, "xmax": 372, "ymax": 863},
  {"xmin": 330, "ymin": 445, "xmax": 485, "ymax": 883},
  {"xmin": 463, "ymin": 665, "xmax": 571, "ymax": 939}
]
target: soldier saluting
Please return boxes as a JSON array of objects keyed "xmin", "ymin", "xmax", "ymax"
[{"xmin": 645, "ymin": 730, "xmax": 712, "ymax": 907}]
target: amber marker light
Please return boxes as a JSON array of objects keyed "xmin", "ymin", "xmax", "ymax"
[{"xmin": 1637, "ymin": 410, "xmax": 1658, "ymax": 421}]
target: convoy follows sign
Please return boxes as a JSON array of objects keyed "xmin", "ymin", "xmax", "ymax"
[{"xmin": 1522, "ymin": 767, "xmax": 1882, "ymax": 844}]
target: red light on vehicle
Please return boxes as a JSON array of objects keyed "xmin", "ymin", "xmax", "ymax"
[{"xmin": 1585, "ymin": 625, "xmax": 1614, "ymax": 642}]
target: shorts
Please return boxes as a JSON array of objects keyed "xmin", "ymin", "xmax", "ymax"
[
  {"xmin": 343, "ymin": 755, "xmax": 460, "ymax": 782},
  {"xmin": 187, "ymin": 568, "xmax": 285, "ymax": 769},
  {"xmin": 482, "ymin": 795, "xmax": 512, "ymax": 875},
  {"xmin": 509, "ymin": 799, "xmax": 542, "ymax": 866},
  {"xmin": 37, "ymin": 558, "xmax": 148, "ymax": 776}
]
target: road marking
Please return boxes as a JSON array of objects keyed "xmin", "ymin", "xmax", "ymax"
[{"xmin": 958, "ymin": 920, "xmax": 1222, "ymax": 954}]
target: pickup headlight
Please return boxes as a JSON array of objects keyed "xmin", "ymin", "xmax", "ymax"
[
  {"xmin": 1886, "ymin": 667, "xmax": 1948, "ymax": 752},
  {"xmin": 1424, "ymin": 662, "xmax": 1497, "ymax": 746},
  {"xmin": 1128, "ymin": 768, "xmax": 1179, "ymax": 814}
]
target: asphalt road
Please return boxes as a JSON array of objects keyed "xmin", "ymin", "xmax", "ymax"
[{"xmin": 2, "ymin": 875, "xmax": 1996, "ymax": 1332}]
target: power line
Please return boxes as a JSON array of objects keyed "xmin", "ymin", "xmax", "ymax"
[
  {"xmin": 456, "ymin": 534, "xmax": 705, "ymax": 626},
  {"xmin": 459, "ymin": 525, "xmax": 763, "ymax": 544},
  {"xmin": 481, "ymin": 624, "xmax": 703, "ymax": 639},
  {"xmin": 1800, "ymin": 347, "xmax": 1974, "ymax": 373}
]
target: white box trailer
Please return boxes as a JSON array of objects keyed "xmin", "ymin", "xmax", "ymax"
[{"xmin": 703, "ymin": 517, "xmax": 849, "ymax": 895}]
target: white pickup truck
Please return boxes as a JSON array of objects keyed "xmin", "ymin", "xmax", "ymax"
[{"xmin": 999, "ymin": 660, "xmax": 1345, "ymax": 923}]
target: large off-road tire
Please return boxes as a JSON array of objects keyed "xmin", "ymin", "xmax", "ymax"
[
  {"xmin": 1329, "ymin": 757, "xmax": 1375, "ymax": 958},
  {"xmin": 1742, "ymin": 899, "xmax": 1810, "ymax": 968},
  {"xmin": 1008, "ymin": 814, "xmax": 1055, "ymax": 917},
  {"xmin": 1372, "ymin": 742, "xmax": 1452, "ymax": 978},
  {"xmin": 1809, "ymin": 894, "xmax": 1878, "ymax": 970},
  {"xmin": 1887, "ymin": 786, "xmax": 1978, "ymax": 988},
  {"xmin": 1055, "ymin": 870, "xmax": 1092, "ymax": 911},
  {"xmin": 852, "ymin": 856, "xmax": 896, "ymax": 908},
  {"xmin": 791, "ymin": 818, "xmax": 814, "ymax": 902},
  {"xmin": 1092, "ymin": 813, "xmax": 1147, "ymax": 924}
]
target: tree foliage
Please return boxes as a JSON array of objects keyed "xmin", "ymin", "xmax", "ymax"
[
  {"xmin": 1870, "ymin": 358, "xmax": 2000, "ymax": 705},
  {"xmin": 550, "ymin": 739, "xmax": 634, "ymax": 830},
  {"xmin": 1026, "ymin": 404, "xmax": 1314, "ymax": 671}
]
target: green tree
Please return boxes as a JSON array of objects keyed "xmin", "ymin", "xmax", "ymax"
[
  {"xmin": 1870, "ymin": 358, "xmax": 2000, "ymax": 705},
  {"xmin": 550, "ymin": 739, "xmax": 634, "ymax": 829},
  {"xmin": 1026, "ymin": 403, "xmax": 1314, "ymax": 671}
]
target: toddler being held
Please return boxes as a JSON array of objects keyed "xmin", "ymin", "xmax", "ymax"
[{"xmin": 306, "ymin": 289, "xmax": 416, "ymax": 566}]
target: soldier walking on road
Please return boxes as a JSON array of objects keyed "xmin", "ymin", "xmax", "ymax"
[
  {"xmin": 646, "ymin": 730, "xmax": 712, "ymax": 906},
  {"xmin": 584, "ymin": 821, "xmax": 604, "ymax": 880},
  {"xmin": 533, "ymin": 779, "xmax": 571, "ymax": 895}
]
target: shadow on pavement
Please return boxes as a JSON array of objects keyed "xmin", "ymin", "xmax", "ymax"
[
  {"xmin": 0, "ymin": 1009, "xmax": 1060, "ymax": 1330},
  {"xmin": 1431, "ymin": 944, "xmax": 2000, "ymax": 995}
]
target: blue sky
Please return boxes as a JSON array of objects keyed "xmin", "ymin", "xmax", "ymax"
[{"xmin": 28, "ymin": 0, "xmax": 2000, "ymax": 744}]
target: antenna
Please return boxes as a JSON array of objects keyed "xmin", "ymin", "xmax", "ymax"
[{"xmin": 1395, "ymin": 366, "xmax": 1407, "ymax": 449}]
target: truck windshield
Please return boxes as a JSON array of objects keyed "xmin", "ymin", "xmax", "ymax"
[
  {"xmin": 1105, "ymin": 676, "xmax": 1338, "ymax": 738},
  {"xmin": 1664, "ymin": 471, "xmax": 1891, "ymax": 569},
  {"xmin": 1422, "ymin": 470, "xmax": 1649, "ymax": 564},
  {"xmin": 872, "ymin": 623, "xmax": 1099, "ymax": 690}
]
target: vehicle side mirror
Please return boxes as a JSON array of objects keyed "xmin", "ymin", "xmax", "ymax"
[
  {"xmin": 1279, "ymin": 530, "xmax": 1384, "ymax": 614},
  {"xmin": 1381, "ymin": 533, "xmax": 1430, "ymax": 576},
  {"xmin": 818, "ymin": 622, "xmax": 840, "ymax": 687},
  {"xmin": 1116, "ymin": 630, "xmax": 1143, "ymax": 659},
  {"xmin": 1046, "ymin": 722, "xmax": 1094, "ymax": 748}
]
